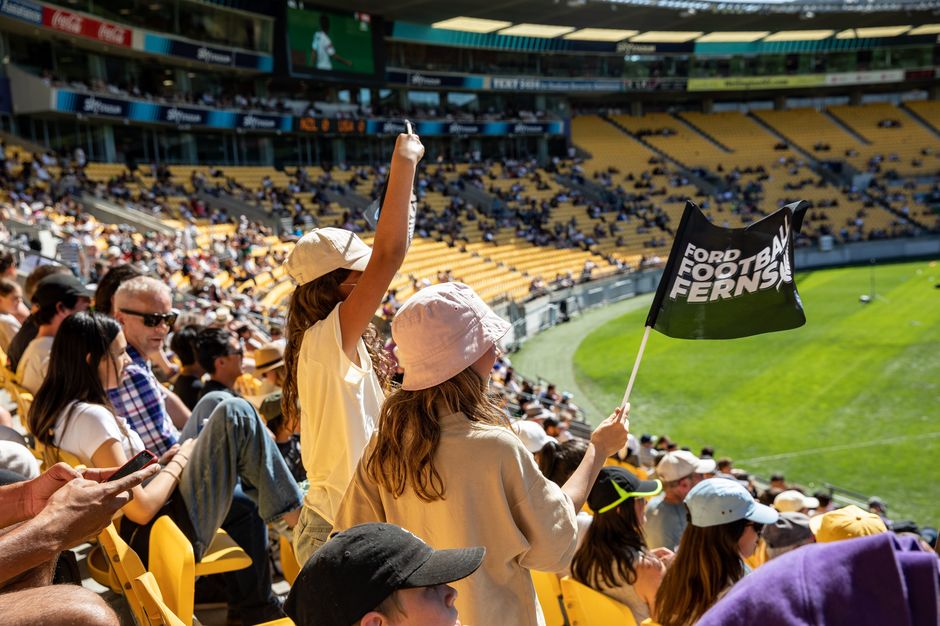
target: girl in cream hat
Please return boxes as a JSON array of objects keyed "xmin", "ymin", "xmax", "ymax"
[
  {"xmin": 334, "ymin": 281, "xmax": 631, "ymax": 626},
  {"xmin": 282, "ymin": 130, "xmax": 424, "ymax": 564}
]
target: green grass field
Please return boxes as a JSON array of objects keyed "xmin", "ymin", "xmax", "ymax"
[{"xmin": 514, "ymin": 260, "xmax": 940, "ymax": 525}]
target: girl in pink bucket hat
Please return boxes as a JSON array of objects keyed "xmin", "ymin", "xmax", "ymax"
[
  {"xmin": 282, "ymin": 130, "xmax": 424, "ymax": 565},
  {"xmin": 334, "ymin": 281, "xmax": 631, "ymax": 626}
]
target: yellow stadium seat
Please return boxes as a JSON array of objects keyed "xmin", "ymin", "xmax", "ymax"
[
  {"xmin": 148, "ymin": 515, "xmax": 253, "ymax": 625},
  {"xmin": 279, "ymin": 534, "xmax": 301, "ymax": 585},
  {"xmin": 561, "ymin": 576, "xmax": 638, "ymax": 626},
  {"xmin": 133, "ymin": 571, "xmax": 295, "ymax": 626},
  {"xmin": 99, "ymin": 523, "xmax": 150, "ymax": 625},
  {"xmin": 531, "ymin": 570, "xmax": 567, "ymax": 626}
]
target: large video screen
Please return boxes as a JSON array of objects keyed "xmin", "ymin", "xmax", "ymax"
[{"xmin": 286, "ymin": 2, "xmax": 378, "ymax": 77}]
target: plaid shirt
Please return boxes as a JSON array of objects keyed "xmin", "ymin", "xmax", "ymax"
[{"xmin": 108, "ymin": 345, "xmax": 179, "ymax": 456}]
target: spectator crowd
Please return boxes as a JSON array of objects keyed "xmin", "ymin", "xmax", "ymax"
[{"xmin": 0, "ymin": 130, "xmax": 935, "ymax": 626}]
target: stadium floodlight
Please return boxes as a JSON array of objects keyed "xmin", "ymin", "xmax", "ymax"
[
  {"xmin": 696, "ymin": 31, "xmax": 770, "ymax": 41},
  {"xmin": 630, "ymin": 30, "xmax": 704, "ymax": 42},
  {"xmin": 763, "ymin": 29, "xmax": 834, "ymax": 40},
  {"xmin": 431, "ymin": 17, "xmax": 512, "ymax": 32},
  {"xmin": 854, "ymin": 25, "xmax": 911, "ymax": 37},
  {"xmin": 497, "ymin": 23, "xmax": 577, "ymax": 37},
  {"xmin": 564, "ymin": 28, "xmax": 639, "ymax": 40},
  {"xmin": 909, "ymin": 23, "xmax": 940, "ymax": 35}
]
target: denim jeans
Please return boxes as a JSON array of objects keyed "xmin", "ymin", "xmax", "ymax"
[
  {"xmin": 293, "ymin": 506, "xmax": 333, "ymax": 566},
  {"xmin": 177, "ymin": 396, "xmax": 302, "ymax": 559},
  {"xmin": 217, "ymin": 484, "xmax": 278, "ymax": 622}
]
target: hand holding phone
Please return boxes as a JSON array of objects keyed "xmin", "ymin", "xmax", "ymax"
[{"xmin": 106, "ymin": 450, "xmax": 158, "ymax": 482}]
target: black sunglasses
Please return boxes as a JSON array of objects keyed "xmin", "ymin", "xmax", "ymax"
[
  {"xmin": 120, "ymin": 308, "xmax": 180, "ymax": 328},
  {"xmin": 746, "ymin": 522, "xmax": 765, "ymax": 536}
]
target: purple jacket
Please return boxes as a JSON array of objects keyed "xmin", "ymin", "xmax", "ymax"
[{"xmin": 698, "ymin": 533, "xmax": 939, "ymax": 626}]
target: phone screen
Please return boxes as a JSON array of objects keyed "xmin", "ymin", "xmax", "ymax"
[{"xmin": 106, "ymin": 450, "xmax": 158, "ymax": 482}]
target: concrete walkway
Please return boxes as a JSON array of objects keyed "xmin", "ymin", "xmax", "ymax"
[{"xmin": 511, "ymin": 293, "xmax": 652, "ymax": 424}]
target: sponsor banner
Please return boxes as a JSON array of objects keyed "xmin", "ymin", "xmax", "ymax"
[
  {"xmin": 236, "ymin": 113, "xmax": 293, "ymax": 132},
  {"xmin": 56, "ymin": 92, "xmax": 130, "ymax": 118},
  {"xmin": 617, "ymin": 41, "xmax": 694, "ymax": 55},
  {"xmin": 43, "ymin": 6, "xmax": 131, "ymax": 47},
  {"xmin": 365, "ymin": 119, "xmax": 565, "ymax": 136},
  {"xmin": 689, "ymin": 68, "xmax": 911, "ymax": 92},
  {"xmin": 0, "ymin": 0, "xmax": 41, "ymax": 25},
  {"xmin": 143, "ymin": 33, "xmax": 274, "ymax": 71},
  {"xmin": 824, "ymin": 69, "xmax": 904, "ymax": 86},
  {"xmin": 386, "ymin": 70, "xmax": 486, "ymax": 89},
  {"xmin": 490, "ymin": 76, "xmax": 624, "ymax": 93},
  {"xmin": 687, "ymin": 74, "xmax": 827, "ymax": 92},
  {"xmin": 387, "ymin": 68, "xmax": 685, "ymax": 93},
  {"xmin": 53, "ymin": 90, "xmax": 291, "ymax": 130}
]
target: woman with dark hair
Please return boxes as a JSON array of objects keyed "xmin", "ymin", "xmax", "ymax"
[
  {"xmin": 28, "ymin": 311, "xmax": 302, "ymax": 623},
  {"xmin": 654, "ymin": 478, "xmax": 778, "ymax": 626},
  {"xmin": 570, "ymin": 466, "xmax": 665, "ymax": 623},
  {"xmin": 93, "ymin": 263, "xmax": 142, "ymax": 316}
]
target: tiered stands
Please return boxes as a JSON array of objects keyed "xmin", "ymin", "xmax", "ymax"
[{"xmin": 827, "ymin": 103, "xmax": 940, "ymax": 176}]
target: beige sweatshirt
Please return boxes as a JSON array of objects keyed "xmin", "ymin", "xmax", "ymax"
[{"xmin": 334, "ymin": 412, "xmax": 579, "ymax": 626}]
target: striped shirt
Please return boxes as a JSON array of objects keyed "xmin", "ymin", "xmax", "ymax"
[{"xmin": 107, "ymin": 345, "xmax": 179, "ymax": 456}]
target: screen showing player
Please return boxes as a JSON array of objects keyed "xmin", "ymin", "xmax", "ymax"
[{"xmin": 287, "ymin": 2, "xmax": 377, "ymax": 76}]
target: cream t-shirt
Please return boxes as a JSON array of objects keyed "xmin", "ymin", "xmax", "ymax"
[
  {"xmin": 298, "ymin": 302, "xmax": 383, "ymax": 524},
  {"xmin": 17, "ymin": 335, "xmax": 54, "ymax": 394}
]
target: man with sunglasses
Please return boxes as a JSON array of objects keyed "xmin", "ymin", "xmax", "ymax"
[{"xmin": 110, "ymin": 277, "xmax": 189, "ymax": 457}]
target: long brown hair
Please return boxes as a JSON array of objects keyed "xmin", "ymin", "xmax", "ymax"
[
  {"xmin": 653, "ymin": 516, "xmax": 748, "ymax": 626},
  {"xmin": 282, "ymin": 268, "xmax": 392, "ymax": 430},
  {"xmin": 365, "ymin": 367, "xmax": 506, "ymax": 502},
  {"xmin": 571, "ymin": 497, "xmax": 647, "ymax": 591},
  {"xmin": 29, "ymin": 312, "xmax": 121, "ymax": 448}
]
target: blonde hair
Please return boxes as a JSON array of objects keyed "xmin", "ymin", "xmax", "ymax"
[
  {"xmin": 365, "ymin": 367, "xmax": 507, "ymax": 502},
  {"xmin": 282, "ymin": 268, "xmax": 391, "ymax": 431}
]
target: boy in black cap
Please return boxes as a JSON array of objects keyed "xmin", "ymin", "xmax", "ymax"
[
  {"xmin": 285, "ymin": 522, "xmax": 484, "ymax": 626},
  {"xmin": 16, "ymin": 273, "xmax": 92, "ymax": 392}
]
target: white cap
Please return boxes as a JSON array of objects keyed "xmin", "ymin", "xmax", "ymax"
[
  {"xmin": 392, "ymin": 282, "xmax": 511, "ymax": 391},
  {"xmin": 286, "ymin": 227, "xmax": 372, "ymax": 285},
  {"xmin": 773, "ymin": 490, "xmax": 821, "ymax": 513},
  {"xmin": 512, "ymin": 420, "xmax": 553, "ymax": 454},
  {"xmin": 656, "ymin": 450, "xmax": 717, "ymax": 482}
]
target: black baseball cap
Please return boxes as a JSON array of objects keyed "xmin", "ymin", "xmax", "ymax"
[
  {"xmin": 32, "ymin": 274, "xmax": 93, "ymax": 309},
  {"xmin": 285, "ymin": 523, "xmax": 485, "ymax": 626},
  {"xmin": 588, "ymin": 466, "xmax": 662, "ymax": 514}
]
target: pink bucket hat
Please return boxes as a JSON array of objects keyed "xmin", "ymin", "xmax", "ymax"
[{"xmin": 392, "ymin": 282, "xmax": 511, "ymax": 391}]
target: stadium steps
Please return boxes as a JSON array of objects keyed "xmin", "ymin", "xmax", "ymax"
[
  {"xmin": 745, "ymin": 111, "xmax": 818, "ymax": 163},
  {"xmin": 194, "ymin": 189, "xmax": 279, "ymax": 228},
  {"xmin": 898, "ymin": 102, "xmax": 940, "ymax": 140},
  {"xmin": 598, "ymin": 115, "xmax": 687, "ymax": 171},
  {"xmin": 673, "ymin": 113, "xmax": 734, "ymax": 154},
  {"xmin": 823, "ymin": 109, "xmax": 873, "ymax": 145}
]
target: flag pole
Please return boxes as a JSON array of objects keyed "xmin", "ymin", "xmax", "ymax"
[
  {"xmin": 615, "ymin": 325, "xmax": 650, "ymax": 457},
  {"xmin": 620, "ymin": 325, "xmax": 651, "ymax": 409}
]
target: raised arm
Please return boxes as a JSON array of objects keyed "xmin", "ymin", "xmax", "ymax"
[{"xmin": 339, "ymin": 133, "xmax": 424, "ymax": 356}]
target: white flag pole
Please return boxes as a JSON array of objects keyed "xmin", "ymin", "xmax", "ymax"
[
  {"xmin": 620, "ymin": 325, "xmax": 651, "ymax": 409},
  {"xmin": 615, "ymin": 325, "xmax": 651, "ymax": 458}
]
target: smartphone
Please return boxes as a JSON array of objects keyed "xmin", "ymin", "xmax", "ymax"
[
  {"xmin": 405, "ymin": 119, "xmax": 413, "ymax": 135},
  {"xmin": 106, "ymin": 450, "xmax": 158, "ymax": 482}
]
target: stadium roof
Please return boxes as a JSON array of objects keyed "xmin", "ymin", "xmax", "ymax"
[{"xmin": 317, "ymin": 0, "xmax": 939, "ymax": 34}]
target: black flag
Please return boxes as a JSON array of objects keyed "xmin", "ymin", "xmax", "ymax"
[{"xmin": 646, "ymin": 200, "xmax": 808, "ymax": 340}]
